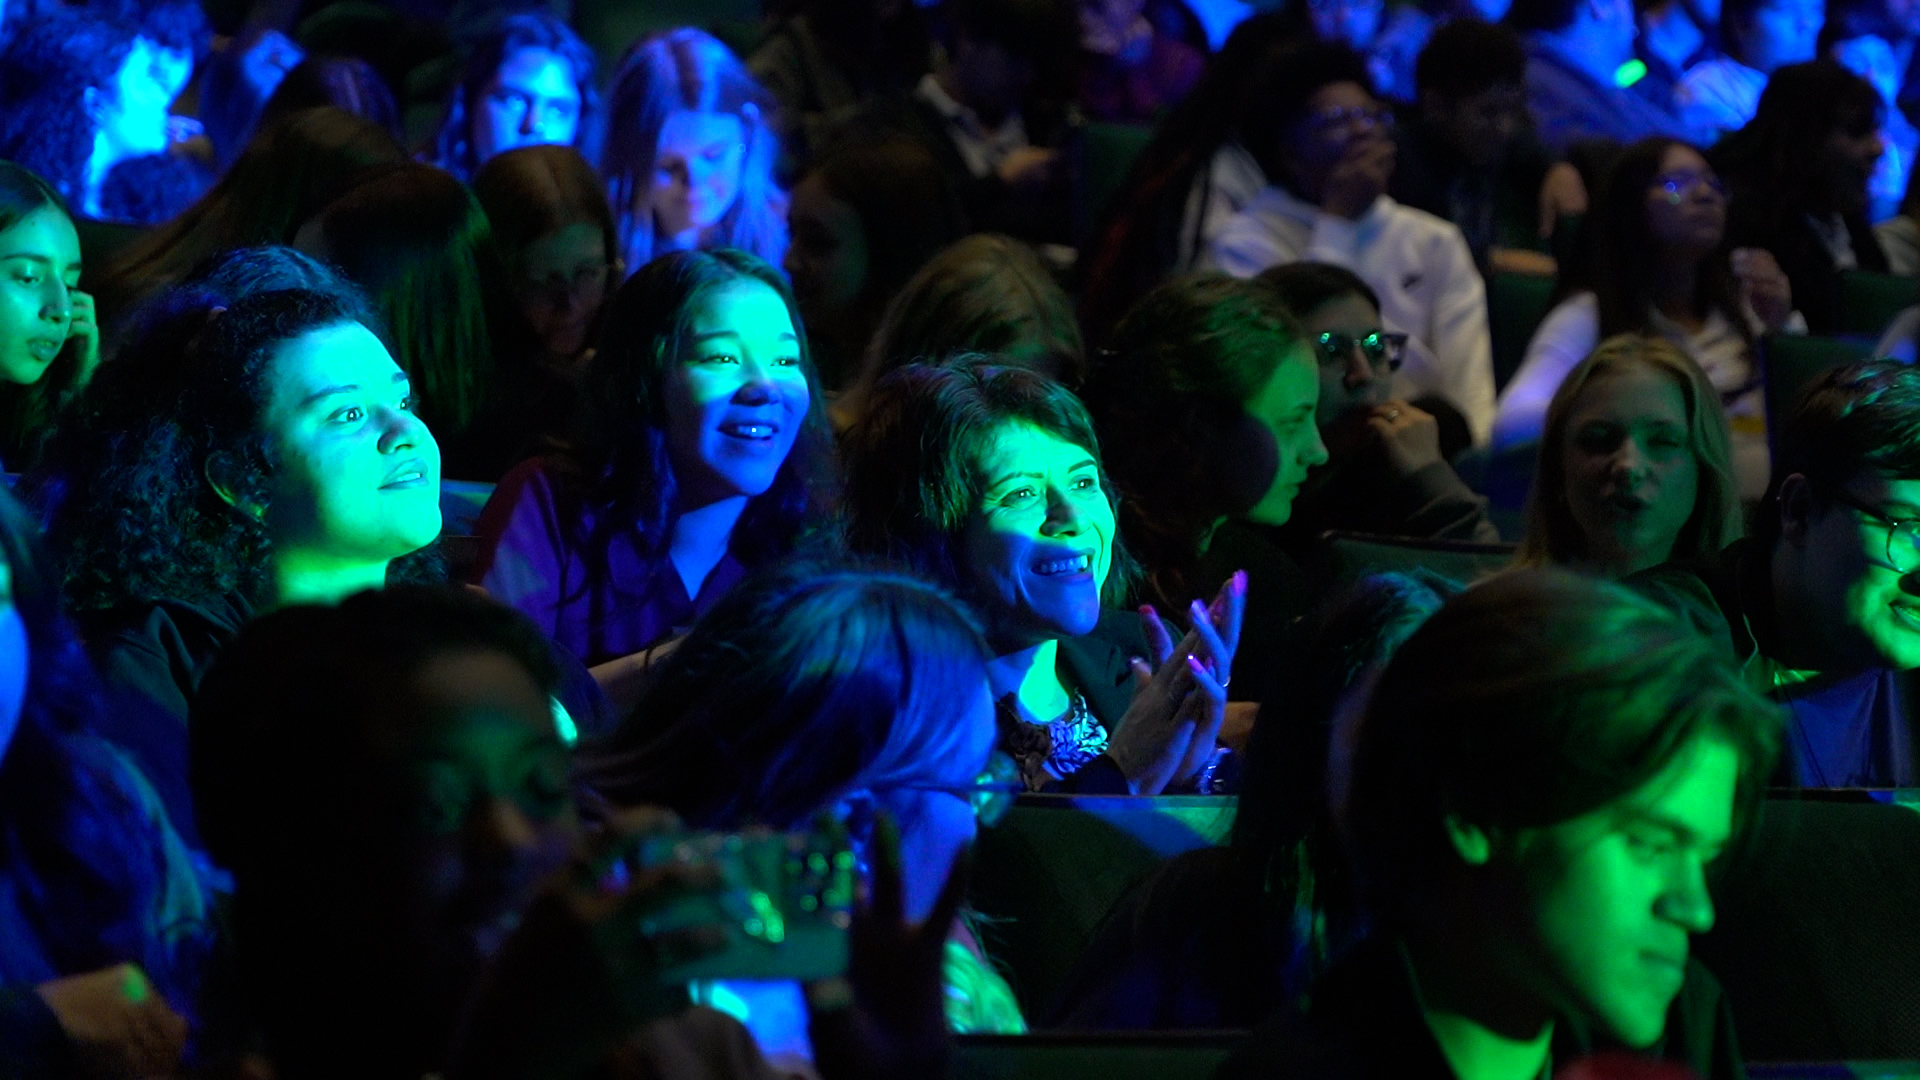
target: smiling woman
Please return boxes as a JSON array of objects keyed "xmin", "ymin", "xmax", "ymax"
[
  {"xmin": 843, "ymin": 356, "xmax": 1243, "ymax": 794},
  {"xmin": 471, "ymin": 249, "xmax": 837, "ymax": 712}
]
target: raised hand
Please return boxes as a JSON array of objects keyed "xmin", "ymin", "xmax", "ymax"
[
  {"xmin": 807, "ymin": 815, "xmax": 965, "ymax": 1080},
  {"xmin": 1110, "ymin": 572, "xmax": 1247, "ymax": 793},
  {"xmin": 1730, "ymin": 247, "xmax": 1793, "ymax": 332}
]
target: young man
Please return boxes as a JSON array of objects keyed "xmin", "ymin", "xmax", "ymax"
[
  {"xmin": 1507, "ymin": 0, "xmax": 1698, "ymax": 152},
  {"xmin": 1389, "ymin": 18, "xmax": 1587, "ymax": 278},
  {"xmin": 1202, "ymin": 42, "xmax": 1497, "ymax": 445},
  {"xmin": 1634, "ymin": 361, "xmax": 1920, "ymax": 787}
]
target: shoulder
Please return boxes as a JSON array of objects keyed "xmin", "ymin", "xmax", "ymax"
[
  {"xmin": 1623, "ymin": 546, "xmax": 1748, "ymax": 653},
  {"xmin": 1538, "ymin": 292, "xmax": 1602, "ymax": 336}
]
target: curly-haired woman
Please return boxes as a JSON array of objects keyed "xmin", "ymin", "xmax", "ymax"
[{"xmin": 27, "ymin": 278, "xmax": 444, "ymax": 778}]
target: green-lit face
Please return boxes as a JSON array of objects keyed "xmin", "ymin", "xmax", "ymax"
[
  {"xmin": 958, "ymin": 422, "xmax": 1115, "ymax": 646},
  {"xmin": 261, "ymin": 322, "xmax": 442, "ymax": 569},
  {"xmin": 1230, "ymin": 346, "xmax": 1329, "ymax": 526},
  {"xmin": 1793, "ymin": 473, "xmax": 1920, "ymax": 671},
  {"xmin": 1561, "ymin": 361, "xmax": 1699, "ymax": 578},
  {"xmin": 1508, "ymin": 734, "xmax": 1737, "ymax": 1047}
]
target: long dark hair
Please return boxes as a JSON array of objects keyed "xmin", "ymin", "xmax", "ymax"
[
  {"xmin": 302, "ymin": 163, "xmax": 519, "ymax": 452},
  {"xmin": 1712, "ymin": 58, "xmax": 1882, "ymax": 218},
  {"xmin": 553, "ymin": 249, "xmax": 837, "ymax": 596},
  {"xmin": 95, "ymin": 107, "xmax": 408, "ymax": 324},
  {"xmin": 432, "ymin": 11, "xmax": 601, "ymax": 181},
  {"xmin": 0, "ymin": 483, "xmax": 198, "ymax": 999},
  {"xmin": 1575, "ymin": 137, "xmax": 1749, "ymax": 344},
  {"xmin": 1086, "ymin": 273, "xmax": 1309, "ymax": 613},
  {"xmin": 583, "ymin": 561, "xmax": 993, "ymax": 829},
  {"xmin": 33, "ymin": 287, "xmax": 441, "ymax": 614},
  {"xmin": 1076, "ymin": 12, "xmax": 1295, "ymax": 344},
  {"xmin": 0, "ymin": 161, "xmax": 81, "ymax": 467}
]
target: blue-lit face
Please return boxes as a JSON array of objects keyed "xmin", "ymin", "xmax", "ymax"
[
  {"xmin": 651, "ymin": 110, "xmax": 747, "ymax": 240},
  {"xmin": 1741, "ymin": 0, "xmax": 1821, "ymax": 72},
  {"xmin": 260, "ymin": 322, "xmax": 443, "ymax": 569},
  {"xmin": 91, "ymin": 36, "xmax": 175, "ymax": 164},
  {"xmin": 662, "ymin": 279, "xmax": 810, "ymax": 507},
  {"xmin": 473, "ymin": 47, "xmax": 582, "ymax": 165},
  {"xmin": 959, "ymin": 422, "xmax": 1115, "ymax": 646}
]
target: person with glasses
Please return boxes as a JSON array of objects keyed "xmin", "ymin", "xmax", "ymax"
[
  {"xmin": 1260, "ymin": 262, "xmax": 1500, "ymax": 545},
  {"xmin": 1632, "ymin": 360, "xmax": 1920, "ymax": 788},
  {"xmin": 582, "ymin": 561, "xmax": 1029, "ymax": 1054},
  {"xmin": 1518, "ymin": 334, "xmax": 1743, "ymax": 577},
  {"xmin": 1497, "ymin": 137, "xmax": 1797, "ymax": 501},
  {"xmin": 1203, "ymin": 41, "xmax": 1498, "ymax": 447}
]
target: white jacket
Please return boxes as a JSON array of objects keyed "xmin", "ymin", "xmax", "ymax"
[{"xmin": 1202, "ymin": 186, "xmax": 1496, "ymax": 445}]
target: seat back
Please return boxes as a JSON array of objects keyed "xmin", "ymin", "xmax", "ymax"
[
  {"xmin": 954, "ymin": 1032, "xmax": 1242, "ymax": 1080},
  {"xmin": 1763, "ymin": 335, "xmax": 1875, "ymax": 458},
  {"xmin": 1075, "ymin": 123, "xmax": 1156, "ymax": 244},
  {"xmin": 1840, "ymin": 270, "xmax": 1919, "ymax": 338},
  {"xmin": 1317, "ymin": 530, "xmax": 1516, "ymax": 597},
  {"xmin": 972, "ymin": 795, "xmax": 1235, "ymax": 1018},
  {"xmin": 1488, "ymin": 271, "xmax": 1558, "ymax": 393}
]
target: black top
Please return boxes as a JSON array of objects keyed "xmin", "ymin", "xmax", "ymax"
[
  {"xmin": 1216, "ymin": 936, "xmax": 1746, "ymax": 1080},
  {"xmin": 1390, "ymin": 111, "xmax": 1558, "ymax": 276},
  {"xmin": 1712, "ymin": 176, "xmax": 1888, "ymax": 335}
]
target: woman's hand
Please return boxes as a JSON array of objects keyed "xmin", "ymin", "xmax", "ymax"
[
  {"xmin": 34, "ymin": 963, "xmax": 188, "ymax": 1079},
  {"xmin": 448, "ymin": 808, "xmax": 728, "ymax": 1080},
  {"xmin": 807, "ymin": 815, "xmax": 964, "ymax": 1080},
  {"xmin": 1537, "ymin": 161, "xmax": 1588, "ymax": 239},
  {"xmin": 65, "ymin": 289, "xmax": 100, "ymax": 390},
  {"xmin": 1107, "ymin": 573, "xmax": 1246, "ymax": 794},
  {"xmin": 1731, "ymin": 247, "xmax": 1793, "ymax": 333}
]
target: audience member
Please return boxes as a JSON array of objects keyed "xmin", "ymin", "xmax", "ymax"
[
  {"xmin": 604, "ymin": 28, "xmax": 788, "ymax": 274},
  {"xmin": 1203, "ymin": 42, "xmax": 1497, "ymax": 444},
  {"xmin": 1219, "ymin": 570, "xmax": 1779, "ymax": 1080},
  {"xmin": 1496, "ymin": 137, "xmax": 1793, "ymax": 498},
  {"xmin": 1507, "ymin": 0, "xmax": 1697, "ymax": 152},
  {"xmin": 93, "ymin": 107, "xmax": 408, "ymax": 329},
  {"xmin": 197, "ymin": 26, "xmax": 305, "ymax": 170},
  {"xmin": 1712, "ymin": 59, "xmax": 1888, "ymax": 334},
  {"xmin": 749, "ymin": 0, "xmax": 936, "ymax": 167},
  {"xmin": 1634, "ymin": 360, "xmax": 1920, "ymax": 787},
  {"xmin": 29, "ymin": 286, "xmax": 443, "ymax": 836},
  {"xmin": 472, "ymin": 249, "xmax": 837, "ymax": 712},
  {"xmin": 0, "ymin": 8, "xmax": 177, "ymax": 221},
  {"xmin": 432, "ymin": 11, "xmax": 599, "ymax": 183},
  {"xmin": 85, "ymin": 0, "xmax": 208, "ymax": 105},
  {"xmin": 1676, "ymin": 0, "xmax": 1823, "ymax": 139},
  {"xmin": 0, "ymin": 163, "xmax": 99, "ymax": 469},
  {"xmin": 851, "ymin": 0, "xmax": 1079, "ymax": 245},
  {"xmin": 294, "ymin": 163, "xmax": 523, "ymax": 482},
  {"xmin": 1830, "ymin": 19, "xmax": 1920, "ymax": 223},
  {"xmin": 1635, "ymin": 0, "xmax": 1716, "ymax": 111},
  {"xmin": 1049, "ymin": 569, "xmax": 1456, "ymax": 1029},
  {"xmin": 1074, "ymin": 0, "xmax": 1205, "ymax": 123},
  {"xmin": 256, "ymin": 55, "xmax": 406, "ymax": 149},
  {"xmin": 191, "ymin": 585, "xmax": 785, "ymax": 1080},
  {"xmin": 1301, "ymin": 0, "xmax": 1392, "ymax": 90},
  {"xmin": 1077, "ymin": 12, "xmax": 1293, "ymax": 343},
  {"xmin": 842, "ymin": 356, "xmax": 1241, "ymax": 795},
  {"xmin": 0, "ymin": 484, "xmax": 205, "ymax": 1080},
  {"xmin": 1086, "ymin": 274, "xmax": 1327, "ymax": 705},
  {"xmin": 1517, "ymin": 334, "xmax": 1743, "ymax": 577},
  {"xmin": 784, "ymin": 135, "xmax": 968, "ymax": 391},
  {"xmin": 1258, "ymin": 262, "xmax": 1498, "ymax": 544},
  {"xmin": 834, "ymin": 233, "xmax": 1083, "ymax": 430},
  {"xmin": 1367, "ymin": 0, "xmax": 1521, "ymax": 106},
  {"xmin": 1389, "ymin": 19, "xmax": 1587, "ymax": 277},
  {"xmin": 584, "ymin": 561, "xmax": 1020, "ymax": 1052}
]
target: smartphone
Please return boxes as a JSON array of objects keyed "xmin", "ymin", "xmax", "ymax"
[{"xmin": 625, "ymin": 828, "xmax": 855, "ymax": 983}]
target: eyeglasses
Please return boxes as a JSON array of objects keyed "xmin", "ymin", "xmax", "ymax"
[
  {"xmin": 1830, "ymin": 488, "xmax": 1920, "ymax": 574},
  {"xmin": 884, "ymin": 751, "xmax": 1024, "ymax": 828},
  {"xmin": 1651, "ymin": 171, "xmax": 1727, "ymax": 204},
  {"xmin": 1315, "ymin": 331, "xmax": 1407, "ymax": 372}
]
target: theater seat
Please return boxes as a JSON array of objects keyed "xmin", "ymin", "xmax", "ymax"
[
  {"xmin": 1076, "ymin": 123, "xmax": 1156, "ymax": 244},
  {"xmin": 1694, "ymin": 797, "xmax": 1920, "ymax": 1061},
  {"xmin": 971, "ymin": 795, "xmax": 1235, "ymax": 1018},
  {"xmin": 954, "ymin": 1032, "xmax": 1241, "ymax": 1080},
  {"xmin": 1840, "ymin": 271, "xmax": 1919, "ymax": 339},
  {"xmin": 1763, "ymin": 336, "xmax": 1875, "ymax": 456},
  {"xmin": 1316, "ymin": 531, "xmax": 1516, "ymax": 597},
  {"xmin": 1488, "ymin": 271, "xmax": 1558, "ymax": 393}
]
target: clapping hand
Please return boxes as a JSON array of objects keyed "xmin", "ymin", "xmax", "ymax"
[{"xmin": 1106, "ymin": 571, "xmax": 1247, "ymax": 793}]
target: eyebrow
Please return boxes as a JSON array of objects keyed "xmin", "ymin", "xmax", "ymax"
[
  {"xmin": 298, "ymin": 371, "xmax": 411, "ymax": 409},
  {"xmin": 688, "ymin": 329, "xmax": 801, "ymax": 344},
  {"xmin": 1622, "ymin": 808, "xmax": 1729, "ymax": 850},
  {"xmin": 0, "ymin": 253, "xmax": 80, "ymax": 273}
]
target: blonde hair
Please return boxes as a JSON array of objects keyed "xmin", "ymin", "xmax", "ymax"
[{"xmin": 1516, "ymin": 334, "xmax": 1742, "ymax": 569}]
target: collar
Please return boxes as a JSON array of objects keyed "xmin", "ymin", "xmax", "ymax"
[{"xmin": 915, "ymin": 73, "xmax": 1021, "ymax": 141}]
